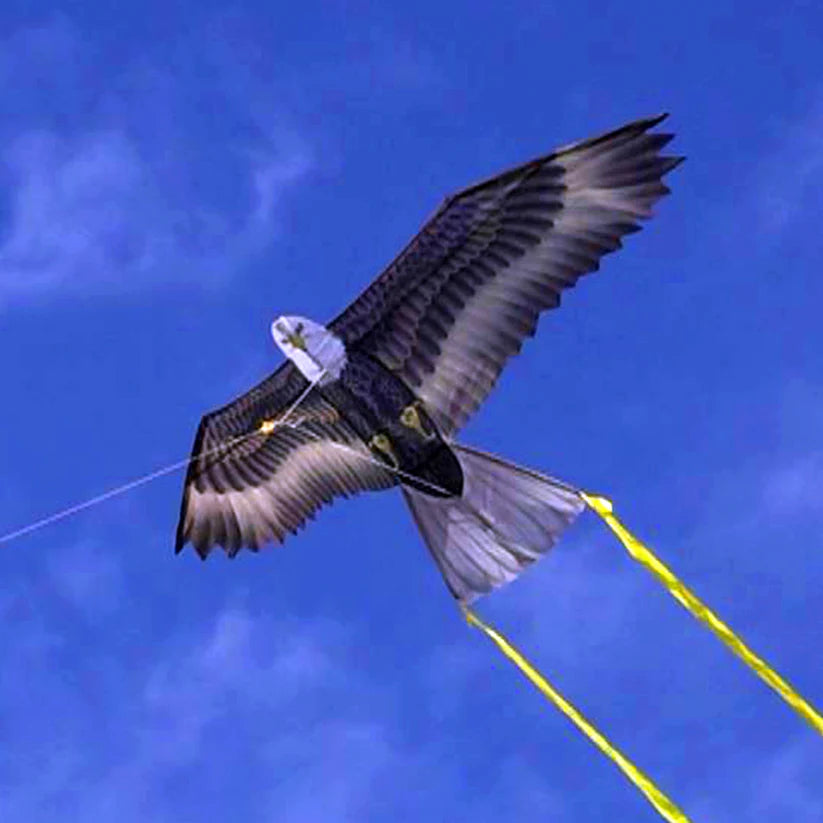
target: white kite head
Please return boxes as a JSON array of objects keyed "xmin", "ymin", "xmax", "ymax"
[{"xmin": 271, "ymin": 315, "xmax": 347, "ymax": 385}]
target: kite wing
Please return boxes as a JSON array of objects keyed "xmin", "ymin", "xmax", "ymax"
[
  {"xmin": 175, "ymin": 362, "xmax": 396, "ymax": 557},
  {"xmin": 329, "ymin": 114, "xmax": 683, "ymax": 435}
]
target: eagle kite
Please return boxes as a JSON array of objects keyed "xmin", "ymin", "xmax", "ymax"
[{"xmin": 176, "ymin": 114, "xmax": 682, "ymax": 602}]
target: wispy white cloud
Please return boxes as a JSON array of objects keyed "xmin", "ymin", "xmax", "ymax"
[
  {"xmin": 1, "ymin": 130, "xmax": 147, "ymax": 298},
  {"xmin": 0, "ymin": 19, "xmax": 311, "ymax": 308},
  {"xmin": 142, "ymin": 607, "xmax": 348, "ymax": 764},
  {"xmin": 0, "ymin": 563, "xmax": 577, "ymax": 823},
  {"xmin": 0, "ymin": 12, "xmax": 452, "ymax": 310},
  {"xmin": 0, "ymin": 582, "xmax": 412, "ymax": 823},
  {"xmin": 45, "ymin": 539, "xmax": 123, "ymax": 615}
]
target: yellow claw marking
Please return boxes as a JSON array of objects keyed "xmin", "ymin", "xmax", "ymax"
[
  {"xmin": 580, "ymin": 491, "xmax": 823, "ymax": 739},
  {"xmin": 258, "ymin": 420, "xmax": 276, "ymax": 435},
  {"xmin": 276, "ymin": 321, "xmax": 307, "ymax": 351},
  {"xmin": 369, "ymin": 433, "xmax": 400, "ymax": 469},
  {"xmin": 399, "ymin": 402, "xmax": 434, "ymax": 440}
]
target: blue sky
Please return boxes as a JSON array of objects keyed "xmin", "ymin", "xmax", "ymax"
[{"xmin": 1, "ymin": 2, "xmax": 821, "ymax": 820}]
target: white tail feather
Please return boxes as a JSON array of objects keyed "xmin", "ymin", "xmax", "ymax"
[{"xmin": 403, "ymin": 444, "xmax": 584, "ymax": 602}]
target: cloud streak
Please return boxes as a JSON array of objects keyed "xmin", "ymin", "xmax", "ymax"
[
  {"xmin": 0, "ymin": 589, "xmax": 397, "ymax": 822},
  {"xmin": 0, "ymin": 19, "xmax": 311, "ymax": 309}
]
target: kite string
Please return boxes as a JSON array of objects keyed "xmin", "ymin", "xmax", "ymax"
[
  {"xmin": 0, "ymin": 371, "xmax": 328, "ymax": 547},
  {"xmin": 0, "ymin": 457, "xmax": 195, "ymax": 546},
  {"xmin": 461, "ymin": 606, "xmax": 691, "ymax": 823},
  {"xmin": 580, "ymin": 492, "xmax": 823, "ymax": 739}
]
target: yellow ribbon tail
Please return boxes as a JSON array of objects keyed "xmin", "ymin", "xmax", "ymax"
[
  {"xmin": 580, "ymin": 492, "xmax": 823, "ymax": 739},
  {"xmin": 462, "ymin": 606, "xmax": 691, "ymax": 823}
]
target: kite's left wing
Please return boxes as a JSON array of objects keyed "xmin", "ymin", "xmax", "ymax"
[
  {"xmin": 330, "ymin": 114, "xmax": 683, "ymax": 435},
  {"xmin": 176, "ymin": 362, "xmax": 395, "ymax": 557}
]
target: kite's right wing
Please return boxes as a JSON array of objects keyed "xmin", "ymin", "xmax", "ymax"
[{"xmin": 330, "ymin": 115, "xmax": 683, "ymax": 435}]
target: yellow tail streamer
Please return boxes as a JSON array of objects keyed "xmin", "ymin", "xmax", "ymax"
[
  {"xmin": 462, "ymin": 607, "xmax": 691, "ymax": 823},
  {"xmin": 580, "ymin": 492, "xmax": 823, "ymax": 738}
]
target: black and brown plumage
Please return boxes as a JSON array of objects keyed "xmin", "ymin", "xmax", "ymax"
[{"xmin": 176, "ymin": 114, "xmax": 683, "ymax": 602}]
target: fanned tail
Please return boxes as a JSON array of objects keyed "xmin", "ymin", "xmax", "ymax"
[{"xmin": 403, "ymin": 444, "xmax": 584, "ymax": 602}]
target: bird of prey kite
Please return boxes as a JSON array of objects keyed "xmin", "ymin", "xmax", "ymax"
[{"xmin": 176, "ymin": 114, "xmax": 682, "ymax": 602}]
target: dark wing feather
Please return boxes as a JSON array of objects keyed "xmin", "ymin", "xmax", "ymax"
[
  {"xmin": 329, "ymin": 114, "xmax": 683, "ymax": 434},
  {"xmin": 176, "ymin": 362, "xmax": 395, "ymax": 558}
]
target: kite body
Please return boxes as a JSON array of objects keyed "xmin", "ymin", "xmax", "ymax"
[
  {"xmin": 320, "ymin": 353, "xmax": 465, "ymax": 499},
  {"xmin": 176, "ymin": 114, "xmax": 683, "ymax": 601},
  {"xmin": 272, "ymin": 313, "xmax": 464, "ymax": 497}
]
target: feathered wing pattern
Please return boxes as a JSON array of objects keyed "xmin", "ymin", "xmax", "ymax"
[
  {"xmin": 176, "ymin": 363, "xmax": 395, "ymax": 557},
  {"xmin": 404, "ymin": 444, "xmax": 585, "ymax": 601},
  {"xmin": 177, "ymin": 115, "xmax": 681, "ymax": 572},
  {"xmin": 331, "ymin": 114, "xmax": 683, "ymax": 435}
]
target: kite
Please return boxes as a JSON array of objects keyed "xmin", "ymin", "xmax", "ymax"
[
  {"xmin": 171, "ymin": 117, "xmax": 820, "ymax": 822},
  {"xmin": 175, "ymin": 113, "xmax": 681, "ymax": 602},
  {"xmin": 2, "ymin": 113, "xmax": 819, "ymax": 822}
]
